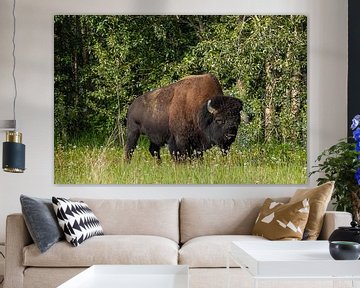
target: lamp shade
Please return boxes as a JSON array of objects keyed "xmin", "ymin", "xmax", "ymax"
[{"xmin": 2, "ymin": 131, "xmax": 25, "ymax": 173}]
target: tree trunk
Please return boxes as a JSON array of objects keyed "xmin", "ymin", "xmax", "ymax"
[
  {"xmin": 264, "ymin": 60, "xmax": 274, "ymax": 142},
  {"xmin": 287, "ymin": 75, "xmax": 301, "ymax": 142}
]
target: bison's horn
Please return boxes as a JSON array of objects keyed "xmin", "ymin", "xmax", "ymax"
[{"xmin": 207, "ymin": 100, "xmax": 217, "ymax": 114}]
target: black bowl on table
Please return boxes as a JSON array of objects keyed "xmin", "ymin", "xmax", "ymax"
[{"xmin": 329, "ymin": 241, "xmax": 360, "ymax": 260}]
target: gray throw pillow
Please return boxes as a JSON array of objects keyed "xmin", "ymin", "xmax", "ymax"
[{"xmin": 20, "ymin": 195, "xmax": 64, "ymax": 253}]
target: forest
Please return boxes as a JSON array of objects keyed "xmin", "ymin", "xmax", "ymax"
[{"xmin": 54, "ymin": 15, "xmax": 307, "ymax": 184}]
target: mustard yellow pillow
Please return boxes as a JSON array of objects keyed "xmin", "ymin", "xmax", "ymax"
[
  {"xmin": 289, "ymin": 181, "xmax": 334, "ymax": 240},
  {"xmin": 252, "ymin": 198, "xmax": 310, "ymax": 240}
]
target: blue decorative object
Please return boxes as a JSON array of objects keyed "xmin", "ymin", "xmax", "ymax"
[
  {"xmin": 353, "ymin": 128, "xmax": 360, "ymax": 142},
  {"xmin": 351, "ymin": 115, "xmax": 360, "ymax": 130},
  {"xmin": 351, "ymin": 115, "xmax": 360, "ymax": 185}
]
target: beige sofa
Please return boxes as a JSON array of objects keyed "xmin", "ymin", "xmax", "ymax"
[{"xmin": 4, "ymin": 198, "xmax": 352, "ymax": 288}]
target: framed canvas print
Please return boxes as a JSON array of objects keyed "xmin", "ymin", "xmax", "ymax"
[{"xmin": 54, "ymin": 15, "xmax": 307, "ymax": 184}]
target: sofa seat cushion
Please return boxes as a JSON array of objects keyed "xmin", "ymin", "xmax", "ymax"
[
  {"xmin": 23, "ymin": 235, "xmax": 179, "ymax": 267},
  {"xmin": 179, "ymin": 235, "xmax": 267, "ymax": 268}
]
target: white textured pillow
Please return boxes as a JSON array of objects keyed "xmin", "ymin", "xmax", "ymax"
[{"xmin": 52, "ymin": 197, "xmax": 104, "ymax": 246}]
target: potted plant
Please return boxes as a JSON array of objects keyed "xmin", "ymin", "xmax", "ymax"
[{"xmin": 310, "ymin": 115, "xmax": 360, "ymax": 222}]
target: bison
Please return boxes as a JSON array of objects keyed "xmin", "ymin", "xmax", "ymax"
[{"xmin": 125, "ymin": 74, "xmax": 243, "ymax": 161}]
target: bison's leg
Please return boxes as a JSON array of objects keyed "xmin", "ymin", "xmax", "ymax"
[
  {"xmin": 168, "ymin": 136, "xmax": 180, "ymax": 160},
  {"xmin": 168, "ymin": 136, "xmax": 190, "ymax": 161},
  {"xmin": 193, "ymin": 149, "xmax": 203, "ymax": 158},
  {"xmin": 219, "ymin": 143, "xmax": 231, "ymax": 156},
  {"xmin": 149, "ymin": 142, "xmax": 161, "ymax": 160},
  {"xmin": 125, "ymin": 128, "xmax": 140, "ymax": 161}
]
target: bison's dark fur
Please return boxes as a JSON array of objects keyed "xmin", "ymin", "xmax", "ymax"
[{"xmin": 125, "ymin": 74, "xmax": 243, "ymax": 161}]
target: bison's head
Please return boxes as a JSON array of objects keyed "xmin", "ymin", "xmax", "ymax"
[{"xmin": 199, "ymin": 96, "xmax": 243, "ymax": 152}]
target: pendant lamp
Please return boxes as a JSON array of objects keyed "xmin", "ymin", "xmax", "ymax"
[{"xmin": 1, "ymin": 0, "xmax": 26, "ymax": 173}]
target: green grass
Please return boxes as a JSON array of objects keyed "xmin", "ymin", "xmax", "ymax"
[{"xmin": 54, "ymin": 142, "xmax": 307, "ymax": 184}]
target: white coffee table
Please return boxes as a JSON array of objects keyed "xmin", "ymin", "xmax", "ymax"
[
  {"xmin": 57, "ymin": 265, "xmax": 189, "ymax": 288},
  {"xmin": 228, "ymin": 241, "xmax": 360, "ymax": 288}
]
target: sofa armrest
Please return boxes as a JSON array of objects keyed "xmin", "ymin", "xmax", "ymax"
[
  {"xmin": 318, "ymin": 211, "xmax": 352, "ymax": 240},
  {"xmin": 4, "ymin": 213, "xmax": 33, "ymax": 288}
]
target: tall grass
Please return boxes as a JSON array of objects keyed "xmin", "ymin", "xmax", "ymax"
[{"xmin": 54, "ymin": 142, "xmax": 307, "ymax": 184}]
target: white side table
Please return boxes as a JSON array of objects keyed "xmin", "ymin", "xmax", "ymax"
[
  {"xmin": 228, "ymin": 240, "xmax": 360, "ymax": 288},
  {"xmin": 58, "ymin": 265, "xmax": 189, "ymax": 288}
]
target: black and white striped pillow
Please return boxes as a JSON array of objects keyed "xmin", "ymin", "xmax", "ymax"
[{"xmin": 52, "ymin": 197, "xmax": 103, "ymax": 247}]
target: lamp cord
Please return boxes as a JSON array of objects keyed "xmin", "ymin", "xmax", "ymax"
[{"xmin": 12, "ymin": 0, "xmax": 17, "ymax": 128}]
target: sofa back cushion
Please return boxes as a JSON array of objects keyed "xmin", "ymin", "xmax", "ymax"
[
  {"xmin": 72, "ymin": 198, "xmax": 179, "ymax": 243},
  {"xmin": 180, "ymin": 198, "xmax": 289, "ymax": 243}
]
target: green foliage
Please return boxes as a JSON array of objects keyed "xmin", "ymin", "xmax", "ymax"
[
  {"xmin": 54, "ymin": 15, "xmax": 307, "ymax": 148},
  {"xmin": 310, "ymin": 139, "xmax": 360, "ymax": 212}
]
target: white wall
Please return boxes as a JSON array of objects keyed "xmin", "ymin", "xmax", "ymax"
[{"xmin": 0, "ymin": 0, "xmax": 348, "ymax": 242}]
